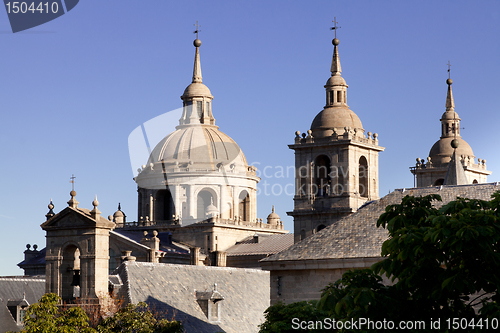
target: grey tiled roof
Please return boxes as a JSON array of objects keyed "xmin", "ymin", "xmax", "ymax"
[
  {"xmin": 115, "ymin": 261, "xmax": 270, "ymax": 333},
  {"xmin": 0, "ymin": 277, "xmax": 45, "ymax": 333},
  {"xmin": 226, "ymin": 234, "xmax": 294, "ymax": 256},
  {"xmin": 263, "ymin": 183, "xmax": 500, "ymax": 262}
]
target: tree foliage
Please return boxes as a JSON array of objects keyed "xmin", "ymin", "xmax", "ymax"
[
  {"xmin": 259, "ymin": 300, "xmax": 329, "ymax": 333},
  {"xmin": 317, "ymin": 192, "xmax": 500, "ymax": 331},
  {"xmin": 13, "ymin": 293, "xmax": 183, "ymax": 333}
]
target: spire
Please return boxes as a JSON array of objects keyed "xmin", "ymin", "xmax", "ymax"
[
  {"xmin": 331, "ymin": 38, "xmax": 341, "ymax": 76},
  {"xmin": 192, "ymin": 38, "xmax": 203, "ymax": 83},
  {"xmin": 446, "ymin": 78, "xmax": 455, "ymax": 111},
  {"xmin": 443, "ymin": 150, "xmax": 468, "ymax": 185}
]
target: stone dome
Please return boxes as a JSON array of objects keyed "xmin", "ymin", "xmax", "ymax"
[
  {"xmin": 311, "ymin": 106, "xmax": 363, "ymax": 137},
  {"xmin": 147, "ymin": 125, "xmax": 248, "ymax": 170},
  {"xmin": 266, "ymin": 206, "xmax": 280, "ymax": 225},
  {"xmin": 429, "ymin": 137, "xmax": 474, "ymax": 164},
  {"xmin": 441, "ymin": 110, "xmax": 460, "ymax": 120},
  {"xmin": 182, "ymin": 82, "xmax": 212, "ymax": 98},
  {"xmin": 326, "ymin": 75, "xmax": 347, "ymax": 87}
]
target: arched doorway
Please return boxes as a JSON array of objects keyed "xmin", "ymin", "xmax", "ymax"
[{"xmin": 434, "ymin": 178, "xmax": 444, "ymax": 186}]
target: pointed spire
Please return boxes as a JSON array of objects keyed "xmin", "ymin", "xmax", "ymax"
[
  {"xmin": 446, "ymin": 78, "xmax": 455, "ymax": 111},
  {"xmin": 192, "ymin": 39, "xmax": 202, "ymax": 83},
  {"xmin": 331, "ymin": 38, "xmax": 342, "ymax": 75},
  {"xmin": 272, "ymin": 205, "xmax": 275, "ymax": 213},
  {"xmin": 444, "ymin": 150, "xmax": 468, "ymax": 185}
]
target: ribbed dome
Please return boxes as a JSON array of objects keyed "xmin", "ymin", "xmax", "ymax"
[
  {"xmin": 147, "ymin": 125, "xmax": 248, "ymax": 169},
  {"xmin": 311, "ymin": 106, "xmax": 363, "ymax": 138},
  {"xmin": 429, "ymin": 137, "xmax": 474, "ymax": 164},
  {"xmin": 182, "ymin": 82, "xmax": 212, "ymax": 98}
]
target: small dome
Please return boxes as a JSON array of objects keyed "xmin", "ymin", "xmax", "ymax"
[
  {"xmin": 205, "ymin": 200, "xmax": 218, "ymax": 218},
  {"xmin": 266, "ymin": 206, "xmax": 280, "ymax": 225},
  {"xmin": 441, "ymin": 110, "xmax": 460, "ymax": 120},
  {"xmin": 311, "ymin": 106, "xmax": 363, "ymax": 138},
  {"xmin": 182, "ymin": 82, "xmax": 212, "ymax": 98},
  {"xmin": 325, "ymin": 75, "xmax": 347, "ymax": 87},
  {"xmin": 429, "ymin": 137, "xmax": 474, "ymax": 164},
  {"xmin": 113, "ymin": 210, "xmax": 124, "ymax": 218}
]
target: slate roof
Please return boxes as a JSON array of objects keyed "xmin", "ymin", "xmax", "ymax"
[
  {"xmin": 263, "ymin": 183, "xmax": 500, "ymax": 262},
  {"xmin": 115, "ymin": 261, "xmax": 270, "ymax": 333},
  {"xmin": 226, "ymin": 234, "xmax": 294, "ymax": 256},
  {"xmin": 17, "ymin": 248, "xmax": 46, "ymax": 268},
  {"xmin": 0, "ymin": 276, "xmax": 45, "ymax": 333}
]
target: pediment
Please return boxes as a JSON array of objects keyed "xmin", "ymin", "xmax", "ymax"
[{"xmin": 41, "ymin": 207, "xmax": 114, "ymax": 230}]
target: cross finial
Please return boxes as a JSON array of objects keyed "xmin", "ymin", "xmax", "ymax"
[
  {"xmin": 447, "ymin": 60, "xmax": 451, "ymax": 79},
  {"xmin": 70, "ymin": 174, "xmax": 76, "ymax": 191},
  {"xmin": 193, "ymin": 21, "xmax": 201, "ymax": 39},
  {"xmin": 330, "ymin": 17, "xmax": 341, "ymax": 38}
]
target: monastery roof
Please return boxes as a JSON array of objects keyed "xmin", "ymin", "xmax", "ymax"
[
  {"xmin": 262, "ymin": 183, "xmax": 500, "ymax": 262},
  {"xmin": 0, "ymin": 276, "xmax": 45, "ymax": 332},
  {"xmin": 114, "ymin": 261, "xmax": 269, "ymax": 333},
  {"xmin": 17, "ymin": 248, "xmax": 46, "ymax": 268},
  {"xmin": 226, "ymin": 234, "xmax": 293, "ymax": 256}
]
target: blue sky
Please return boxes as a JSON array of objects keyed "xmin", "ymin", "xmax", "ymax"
[{"xmin": 0, "ymin": 0, "xmax": 499, "ymax": 275}]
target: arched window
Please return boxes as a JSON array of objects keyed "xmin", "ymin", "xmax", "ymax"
[
  {"xmin": 359, "ymin": 156, "xmax": 368, "ymax": 198},
  {"xmin": 434, "ymin": 178, "xmax": 444, "ymax": 186},
  {"xmin": 317, "ymin": 224, "xmax": 326, "ymax": 232},
  {"xmin": 109, "ymin": 248, "xmax": 117, "ymax": 274},
  {"xmin": 337, "ymin": 91, "xmax": 342, "ymax": 104},
  {"xmin": 472, "ymin": 179, "xmax": 478, "ymax": 184},
  {"xmin": 315, "ymin": 155, "xmax": 331, "ymax": 197},
  {"xmin": 61, "ymin": 245, "xmax": 80, "ymax": 300},
  {"xmin": 238, "ymin": 191, "xmax": 250, "ymax": 221},
  {"xmin": 155, "ymin": 190, "xmax": 174, "ymax": 222},
  {"xmin": 197, "ymin": 190, "xmax": 215, "ymax": 220}
]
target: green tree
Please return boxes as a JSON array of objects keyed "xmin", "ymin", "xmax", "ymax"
[
  {"xmin": 96, "ymin": 302, "xmax": 183, "ymax": 333},
  {"xmin": 259, "ymin": 300, "xmax": 329, "ymax": 333},
  {"xmin": 318, "ymin": 193, "xmax": 500, "ymax": 331},
  {"xmin": 19, "ymin": 293, "xmax": 95, "ymax": 333}
]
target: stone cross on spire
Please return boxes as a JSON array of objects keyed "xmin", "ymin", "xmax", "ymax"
[{"xmin": 330, "ymin": 17, "xmax": 341, "ymax": 38}]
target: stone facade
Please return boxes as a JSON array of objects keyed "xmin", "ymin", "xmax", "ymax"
[{"xmin": 288, "ymin": 37, "xmax": 384, "ymax": 243}]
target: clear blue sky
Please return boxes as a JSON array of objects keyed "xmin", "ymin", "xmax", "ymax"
[{"xmin": 0, "ymin": 0, "xmax": 499, "ymax": 275}]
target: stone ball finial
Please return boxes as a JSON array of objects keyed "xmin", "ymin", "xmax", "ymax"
[
  {"xmin": 307, "ymin": 129, "xmax": 312, "ymax": 136},
  {"xmin": 194, "ymin": 39, "xmax": 201, "ymax": 47},
  {"xmin": 416, "ymin": 157, "xmax": 421, "ymax": 163},
  {"xmin": 447, "ymin": 78, "xmax": 453, "ymax": 85},
  {"xmin": 295, "ymin": 131, "xmax": 300, "ymax": 137},
  {"xmin": 373, "ymin": 133, "xmax": 378, "ymax": 138},
  {"xmin": 108, "ymin": 215, "xmax": 113, "ymax": 221},
  {"xmin": 92, "ymin": 195, "xmax": 99, "ymax": 207},
  {"xmin": 451, "ymin": 139, "xmax": 459, "ymax": 149},
  {"xmin": 33, "ymin": 244, "xmax": 38, "ymax": 250},
  {"xmin": 48, "ymin": 200, "xmax": 54, "ymax": 210},
  {"xmin": 153, "ymin": 230, "xmax": 158, "ymax": 237},
  {"xmin": 143, "ymin": 230, "xmax": 148, "ymax": 237},
  {"xmin": 70, "ymin": 190, "xmax": 76, "ymax": 198},
  {"xmin": 332, "ymin": 38, "xmax": 339, "ymax": 45},
  {"xmin": 26, "ymin": 244, "xmax": 31, "ymax": 250}
]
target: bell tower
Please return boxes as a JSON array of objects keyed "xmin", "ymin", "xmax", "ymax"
[
  {"xmin": 288, "ymin": 27, "xmax": 384, "ymax": 243},
  {"xmin": 42, "ymin": 191, "xmax": 115, "ymax": 303}
]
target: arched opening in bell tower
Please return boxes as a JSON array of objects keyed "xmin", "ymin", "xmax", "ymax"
[
  {"xmin": 61, "ymin": 244, "xmax": 80, "ymax": 300},
  {"xmin": 315, "ymin": 155, "xmax": 331, "ymax": 197},
  {"xmin": 359, "ymin": 156, "xmax": 368, "ymax": 198}
]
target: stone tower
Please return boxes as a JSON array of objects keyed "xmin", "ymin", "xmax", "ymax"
[
  {"xmin": 410, "ymin": 76, "xmax": 491, "ymax": 186},
  {"xmin": 134, "ymin": 37, "xmax": 260, "ymax": 226},
  {"xmin": 41, "ymin": 192, "xmax": 115, "ymax": 302},
  {"xmin": 288, "ymin": 36, "xmax": 384, "ymax": 243}
]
